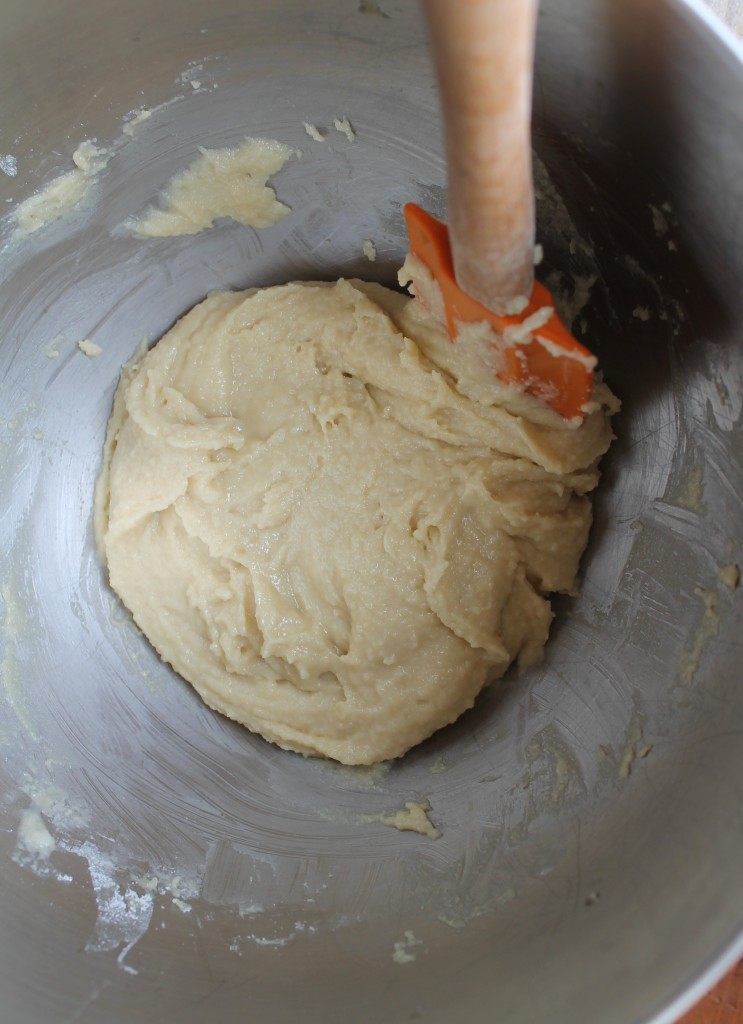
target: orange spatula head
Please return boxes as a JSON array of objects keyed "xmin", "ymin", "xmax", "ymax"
[{"xmin": 404, "ymin": 203, "xmax": 596, "ymax": 421}]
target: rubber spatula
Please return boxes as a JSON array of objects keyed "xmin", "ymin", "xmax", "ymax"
[{"xmin": 405, "ymin": 0, "xmax": 596, "ymax": 421}]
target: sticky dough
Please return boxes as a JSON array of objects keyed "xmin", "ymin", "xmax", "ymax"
[{"xmin": 97, "ymin": 273, "xmax": 617, "ymax": 765}]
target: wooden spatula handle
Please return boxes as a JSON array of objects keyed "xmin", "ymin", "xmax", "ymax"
[{"xmin": 423, "ymin": 0, "xmax": 538, "ymax": 314}]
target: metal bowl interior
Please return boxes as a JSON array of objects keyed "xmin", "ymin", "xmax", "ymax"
[{"xmin": 1, "ymin": 1, "xmax": 742, "ymax": 1022}]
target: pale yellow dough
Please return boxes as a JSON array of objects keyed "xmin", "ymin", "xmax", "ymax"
[
  {"xmin": 97, "ymin": 276, "xmax": 617, "ymax": 765},
  {"xmin": 128, "ymin": 137, "xmax": 293, "ymax": 237}
]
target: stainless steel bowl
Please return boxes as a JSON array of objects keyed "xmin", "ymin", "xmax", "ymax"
[{"xmin": 2, "ymin": 1, "xmax": 743, "ymax": 1022}]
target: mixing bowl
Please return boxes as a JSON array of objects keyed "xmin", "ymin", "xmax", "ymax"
[{"xmin": 2, "ymin": 1, "xmax": 742, "ymax": 1021}]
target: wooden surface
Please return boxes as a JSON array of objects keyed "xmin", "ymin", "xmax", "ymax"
[
  {"xmin": 424, "ymin": 0, "xmax": 537, "ymax": 311},
  {"xmin": 679, "ymin": 960, "xmax": 743, "ymax": 1022},
  {"xmin": 704, "ymin": 0, "xmax": 743, "ymax": 36}
]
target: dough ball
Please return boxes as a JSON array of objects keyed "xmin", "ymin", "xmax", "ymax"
[{"xmin": 97, "ymin": 278, "xmax": 616, "ymax": 764}]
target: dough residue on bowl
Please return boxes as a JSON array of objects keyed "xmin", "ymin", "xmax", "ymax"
[
  {"xmin": 392, "ymin": 930, "xmax": 422, "ymax": 964},
  {"xmin": 719, "ymin": 563, "xmax": 740, "ymax": 590},
  {"xmin": 380, "ymin": 800, "xmax": 440, "ymax": 839},
  {"xmin": 128, "ymin": 137, "xmax": 294, "ymax": 237},
  {"xmin": 96, "ymin": 272, "xmax": 617, "ymax": 765},
  {"xmin": 678, "ymin": 586, "xmax": 720, "ymax": 686},
  {"xmin": 13, "ymin": 140, "xmax": 109, "ymax": 237},
  {"xmin": 332, "ymin": 116, "xmax": 356, "ymax": 142},
  {"xmin": 77, "ymin": 338, "xmax": 102, "ymax": 358},
  {"xmin": 123, "ymin": 108, "xmax": 154, "ymax": 137},
  {"xmin": 302, "ymin": 122, "xmax": 326, "ymax": 142}
]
